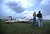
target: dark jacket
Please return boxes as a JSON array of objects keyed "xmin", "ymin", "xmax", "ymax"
[{"xmin": 37, "ymin": 13, "xmax": 42, "ymax": 18}]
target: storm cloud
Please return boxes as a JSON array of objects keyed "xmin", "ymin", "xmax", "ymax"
[
  {"xmin": 6, "ymin": 2, "xmax": 25, "ymax": 13},
  {"xmin": 0, "ymin": 0, "xmax": 50, "ymax": 19}
]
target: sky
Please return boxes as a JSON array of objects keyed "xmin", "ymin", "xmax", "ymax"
[{"xmin": 0, "ymin": 0, "xmax": 50, "ymax": 20}]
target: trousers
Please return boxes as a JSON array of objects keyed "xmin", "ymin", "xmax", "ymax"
[
  {"xmin": 33, "ymin": 17, "xmax": 36, "ymax": 27},
  {"xmin": 38, "ymin": 18, "xmax": 42, "ymax": 27}
]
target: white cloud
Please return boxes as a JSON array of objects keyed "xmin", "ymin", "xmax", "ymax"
[
  {"xmin": 23, "ymin": 13, "xmax": 33, "ymax": 20},
  {"xmin": 40, "ymin": 0, "xmax": 50, "ymax": 5},
  {"xmin": 43, "ymin": 15, "xmax": 50, "ymax": 20},
  {"xmin": 22, "ymin": 11, "xmax": 36, "ymax": 19}
]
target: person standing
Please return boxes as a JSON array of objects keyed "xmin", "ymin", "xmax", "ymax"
[
  {"xmin": 37, "ymin": 11, "xmax": 43, "ymax": 27},
  {"xmin": 33, "ymin": 12, "xmax": 36, "ymax": 27}
]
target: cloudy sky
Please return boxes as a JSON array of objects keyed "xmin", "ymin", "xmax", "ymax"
[{"xmin": 0, "ymin": 0, "xmax": 50, "ymax": 20}]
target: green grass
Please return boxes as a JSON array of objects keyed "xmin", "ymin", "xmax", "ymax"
[{"xmin": 1, "ymin": 21, "xmax": 50, "ymax": 34}]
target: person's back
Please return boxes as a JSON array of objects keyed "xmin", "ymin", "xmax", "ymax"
[
  {"xmin": 33, "ymin": 12, "xmax": 36, "ymax": 17},
  {"xmin": 33, "ymin": 12, "xmax": 36, "ymax": 27},
  {"xmin": 37, "ymin": 11, "xmax": 42, "ymax": 18},
  {"xmin": 37, "ymin": 11, "xmax": 43, "ymax": 27}
]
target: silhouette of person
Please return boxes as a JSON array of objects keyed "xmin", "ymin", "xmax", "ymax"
[
  {"xmin": 37, "ymin": 11, "xmax": 43, "ymax": 27},
  {"xmin": 33, "ymin": 12, "xmax": 36, "ymax": 27}
]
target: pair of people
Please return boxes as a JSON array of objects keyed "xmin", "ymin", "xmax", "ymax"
[{"xmin": 33, "ymin": 11, "xmax": 42, "ymax": 27}]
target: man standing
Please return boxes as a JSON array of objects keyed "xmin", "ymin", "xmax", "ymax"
[{"xmin": 37, "ymin": 11, "xmax": 42, "ymax": 27}]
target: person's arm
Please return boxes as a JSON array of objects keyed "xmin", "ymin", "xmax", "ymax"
[
  {"xmin": 41, "ymin": 13, "xmax": 42, "ymax": 18},
  {"xmin": 35, "ymin": 14, "xmax": 37, "ymax": 17},
  {"xmin": 33, "ymin": 13, "xmax": 35, "ymax": 17},
  {"xmin": 41, "ymin": 14, "xmax": 43, "ymax": 21},
  {"xmin": 37, "ymin": 14, "xmax": 38, "ymax": 17}
]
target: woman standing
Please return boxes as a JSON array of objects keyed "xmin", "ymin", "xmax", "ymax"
[{"xmin": 33, "ymin": 12, "xmax": 36, "ymax": 27}]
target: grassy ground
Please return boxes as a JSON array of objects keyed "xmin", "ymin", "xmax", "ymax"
[{"xmin": 1, "ymin": 21, "xmax": 50, "ymax": 34}]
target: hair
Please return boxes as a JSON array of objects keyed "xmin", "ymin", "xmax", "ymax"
[
  {"xmin": 34, "ymin": 12, "xmax": 36, "ymax": 13},
  {"xmin": 39, "ymin": 11, "xmax": 41, "ymax": 13}
]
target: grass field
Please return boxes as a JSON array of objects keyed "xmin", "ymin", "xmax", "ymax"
[{"xmin": 1, "ymin": 21, "xmax": 50, "ymax": 34}]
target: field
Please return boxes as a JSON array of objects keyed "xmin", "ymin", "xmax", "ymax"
[{"xmin": 0, "ymin": 20, "xmax": 50, "ymax": 34}]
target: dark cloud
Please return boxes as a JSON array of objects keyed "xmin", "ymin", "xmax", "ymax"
[
  {"xmin": 0, "ymin": 0, "xmax": 50, "ymax": 19},
  {"xmin": 6, "ymin": 2, "xmax": 25, "ymax": 13}
]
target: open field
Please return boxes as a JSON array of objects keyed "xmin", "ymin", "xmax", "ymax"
[{"xmin": 0, "ymin": 21, "xmax": 50, "ymax": 34}]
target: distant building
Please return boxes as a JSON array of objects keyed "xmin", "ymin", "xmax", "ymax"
[{"xmin": 8, "ymin": 16, "xmax": 12, "ymax": 21}]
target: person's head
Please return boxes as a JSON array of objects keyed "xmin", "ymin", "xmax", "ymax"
[
  {"xmin": 34, "ymin": 12, "xmax": 36, "ymax": 13},
  {"xmin": 39, "ymin": 11, "xmax": 41, "ymax": 13}
]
